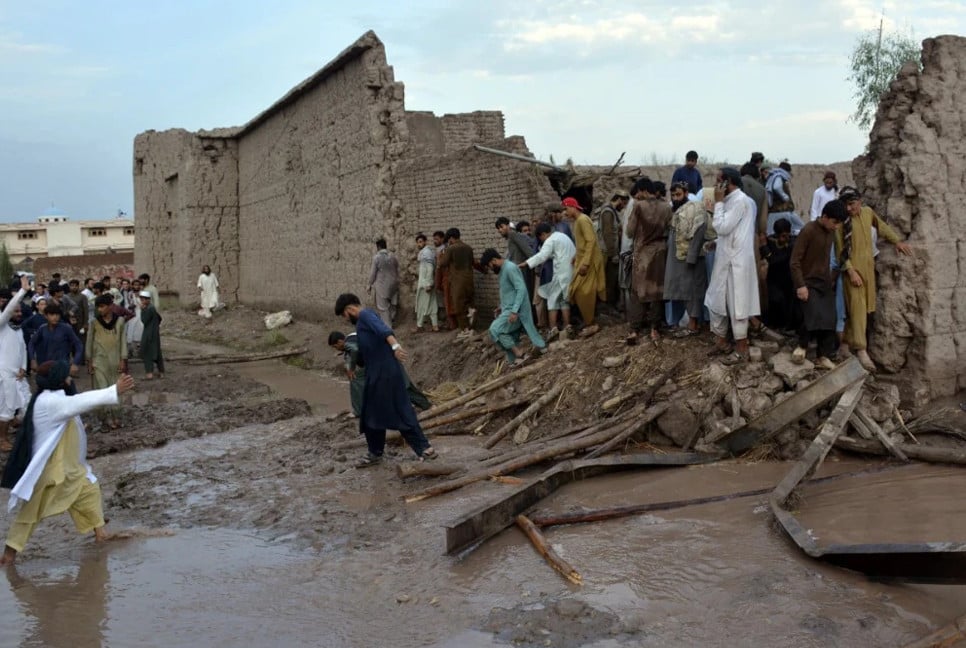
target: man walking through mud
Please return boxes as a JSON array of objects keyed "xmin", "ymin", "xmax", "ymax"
[{"xmin": 334, "ymin": 293, "xmax": 437, "ymax": 468}]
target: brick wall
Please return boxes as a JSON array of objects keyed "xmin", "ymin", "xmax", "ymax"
[{"xmin": 32, "ymin": 252, "xmax": 135, "ymax": 284}]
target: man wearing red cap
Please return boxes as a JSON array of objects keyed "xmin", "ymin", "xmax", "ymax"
[{"xmin": 562, "ymin": 197, "xmax": 605, "ymax": 337}]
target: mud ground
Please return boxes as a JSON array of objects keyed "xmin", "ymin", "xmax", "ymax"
[{"xmin": 2, "ymin": 306, "xmax": 964, "ymax": 647}]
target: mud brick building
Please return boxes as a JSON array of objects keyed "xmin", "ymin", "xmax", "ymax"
[{"xmin": 134, "ymin": 31, "xmax": 962, "ymax": 402}]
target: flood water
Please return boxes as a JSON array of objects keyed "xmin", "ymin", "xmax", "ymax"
[{"xmin": 0, "ymin": 345, "xmax": 964, "ymax": 646}]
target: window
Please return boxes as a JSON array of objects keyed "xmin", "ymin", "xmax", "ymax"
[
  {"xmin": 88, "ymin": 228, "xmax": 107, "ymax": 237},
  {"xmin": 17, "ymin": 231, "xmax": 37, "ymax": 240},
  {"xmin": 123, "ymin": 227, "xmax": 135, "ymax": 236}
]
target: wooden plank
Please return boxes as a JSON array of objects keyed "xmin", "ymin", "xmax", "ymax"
[
  {"xmin": 515, "ymin": 515, "xmax": 582, "ymax": 584},
  {"xmin": 443, "ymin": 452, "xmax": 722, "ymax": 555},
  {"xmin": 772, "ymin": 380, "xmax": 865, "ymax": 505},
  {"xmin": 835, "ymin": 436, "xmax": 966, "ymax": 465},
  {"xmin": 717, "ymin": 357, "xmax": 867, "ymax": 455},
  {"xmin": 854, "ymin": 408, "xmax": 909, "ymax": 461}
]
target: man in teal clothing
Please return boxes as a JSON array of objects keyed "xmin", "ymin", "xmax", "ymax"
[{"xmin": 480, "ymin": 248, "xmax": 547, "ymax": 366}]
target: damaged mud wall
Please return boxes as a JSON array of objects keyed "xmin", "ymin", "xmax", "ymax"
[
  {"xmin": 235, "ymin": 32, "xmax": 407, "ymax": 317},
  {"xmin": 396, "ymin": 141, "xmax": 558, "ymax": 311},
  {"xmin": 133, "ymin": 129, "xmax": 240, "ymax": 303},
  {"xmin": 853, "ymin": 34, "xmax": 966, "ymax": 403}
]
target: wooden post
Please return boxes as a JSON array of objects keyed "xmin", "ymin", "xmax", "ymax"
[
  {"xmin": 417, "ymin": 359, "xmax": 550, "ymax": 422},
  {"xmin": 853, "ymin": 408, "xmax": 909, "ymax": 461},
  {"xmin": 515, "ymin": 514, "xmax": 582, "ymax": 585},
  {"xmin": 422, "ymin": 393, "xmax": 533, "ymax": 431},
  {"xmin": 483, "ymin": 384, "xmax": 564, "ymax": 449},
  {"xmin": 585, "ymin": 403, "xmax": 668, "ymax": 459}
]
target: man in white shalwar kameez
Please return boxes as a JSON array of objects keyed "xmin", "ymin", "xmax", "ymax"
[
  {"xmin": 0, "ymin": 276, "xmax": 31, "ymax": 451},
  {"xmin": 197, "ymin": 265, "xmax": 220, "ymax": 318},
  {"xmin": 705, "ymin": 168, "xmax": 761, "ymax": 364},
  {"xmin": 0, "ymin": 363, "xmax": 134, "ymax": 564},
  {"xmin": 522, "ymin": 222, "xmax": 576, "ymax": 340}
]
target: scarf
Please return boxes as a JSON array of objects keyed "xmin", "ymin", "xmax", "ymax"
[
  {"xmin": 839, "ymin": 215, "xmax": 853, "ymax": 268},
  {"xmin": 1, "ymin": 361, "xmax": 70, "ymax": 489},
  {"xmin": 96, "ymin": 312, "xmax": 118, "ymax": 331}
]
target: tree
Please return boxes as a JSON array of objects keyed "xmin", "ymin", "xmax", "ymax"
[
  {"xmin": 0, "ymin": 244, "xmax": 12, "ymax": 286},
  {"xmin": 847, "ymin": 22, "xmax": 922, "ymax": 131}
]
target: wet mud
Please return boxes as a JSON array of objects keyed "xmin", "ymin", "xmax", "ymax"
[{"xmin": 0, "ymin": 329, "xmax": 964, "ymax": 646}]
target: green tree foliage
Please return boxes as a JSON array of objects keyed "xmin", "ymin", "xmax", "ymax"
[
  {"xmin": 847, "ymin": 26, "xmax": 922, "ymax": 131},
  {"xmin": 0, "ymin": 244, "xmax": 13, "ymax": 285}
]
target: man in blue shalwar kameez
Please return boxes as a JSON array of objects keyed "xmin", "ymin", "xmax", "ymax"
[
  {"xmin": 334, "ymin": 293, "xmax": 437, "ymax": 468},
  {"xmin": 480, "ymin": 249, "xmax": 547, "ymax": 366}
]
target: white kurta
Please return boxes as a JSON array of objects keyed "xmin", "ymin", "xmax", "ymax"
[
  {"xmin": 0, "ymin": 288, "xmax": 28, "ymax": 420},
  {"xmin": 526, "ymin": 232, "xmax": 576, "ymax": 310},
  {"xmin": 809, "ymin": 185, "xmax": 837, "ymax": 221},
  {"xmin": 8, "ymin": 385, "xmax": 119, "ymax": 512},
  {"xmin": 197, "ymin": 273, "xmax": 220, "ymax": 311},
  {"xmin": 705, "ymin": 189, "xmax": 761, "ymax": 320}
]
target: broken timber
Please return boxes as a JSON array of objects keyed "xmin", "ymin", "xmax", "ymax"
[
  {"xmin": 835, "ymin": 436, "xmax": 966, "ymax": 466},
  {"xmin": 716, "ymin": 356, "xmax": 867, "ymax": 455},
  {"xmin": 515, "ymin": 515, "xmax": 582, "ymax": 585},
  {"xmin": 770, "ymin": 379, "xmax": 966, "ymax": 583},
  {"xmin": 443, "ymin": 452, "xmax": 721, "ymax": 555}
]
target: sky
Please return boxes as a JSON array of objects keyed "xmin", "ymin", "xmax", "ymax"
[{"xmin": 0, "ymin": 0, "xmax": 964, "ymax": 222}]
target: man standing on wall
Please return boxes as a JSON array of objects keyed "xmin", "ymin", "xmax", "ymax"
[
  {"xmin": 413, "ymin": 234, "xmax": 438, "ymax": 333},
  {"xmin": 671, "ymin": 150, "xmax": 703, "ymax": 195},
  {"xmin": 368, "ymin": 238, "xmax": 400, "ymax": 327},
  {"xmin": 835, "ymin": 187, "xmax": 912, "ymax": 372},
  {"xmin": 562, "ymin": 197, "xmax": 605, "ymax": 338},
  {"xmin": 438, "ymin": 228, "xmax": 476, "ymax": 339},
  {"xmin": 334, "ymin": 293, "xmax": 437, "ymax": 468}
]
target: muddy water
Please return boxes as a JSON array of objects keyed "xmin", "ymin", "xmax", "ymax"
[
  {"xmin": 2, "ymin": 343, "xmax": 965, "ymax": 646},
  {"xmin": 234, "ymin": 358, "xmax": 350, "ymax": 415}
]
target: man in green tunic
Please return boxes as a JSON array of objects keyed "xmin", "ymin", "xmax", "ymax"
[
  {"xmin": 328, "ymin": 331, "xmax": 430, "ymax": 417},
  {"xmin": 86, "ymin": 294, "xmax": 128, "ymax": 428},
  {"xmin": 138, "ymin": 290, "xmax": 164, "ymax": 379}
]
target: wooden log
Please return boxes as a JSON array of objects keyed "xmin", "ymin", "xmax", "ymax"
[
  {"xmin": 848, "ymin": 415, "xmax": 875, "ymax": 440},
  {"xmin": 902, "ymin": 610, "xmax": 966, "ymax": 648},
  {"xmin": 168, "ymin": 347, "xmax": 308, "ymax": 364},
  {"xmin": 717, "ymin": 357, "xmax": 867, "ymax": 454},
  {"xmin": 515, "ymin": 514, "xmax": 582, "ymax": 585},
  {"xmin": 835, "ymin": 436, "xmax": 966, "ymax": 465},
  {"xmin": 854, "ymin": 408, "xmax": 909, "ymax": 461},
  {"xmin": 600, "ymin": 361, "xmax": 681, "ymax": 413},
  {"xmin": 772, "ymin": 380, "xmax": 865, "ymax": 506},
  {"xmin": 422, "ymin": 393, "xmax": 533, "ymax": 431},
  {"xmin": 417, "ymin": 359, "xmax": 550, "ymax": 422},
  {"xmin": 477, "ymin": 421, "xmax": 603, "ymax": 468},
  {"xmin": 405, "ymin": 411, "xmax": 650, "ymax": 503},
  {"xmin": 585, "ymin": 403, "xmax": 669, "ymax": 459},
  {"xmin": 469, "ymin": 413, "xmax": 493, "ymax": 436},
  {"xmin": 483, "ymin": 384, "xmax": 564, "ymax": 449},
  {"xmin": 396, "ymin": 462, "xmax": 464, "ymax": 479}
]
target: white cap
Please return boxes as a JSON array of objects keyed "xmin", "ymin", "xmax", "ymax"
[{"xmin": 138, "ymin": 290, "xmax": 152, "ymax": 299}]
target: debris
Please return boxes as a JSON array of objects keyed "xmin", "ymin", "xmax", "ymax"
[
  {"xmin": 585, "ymin": 403, "xmax": 668, "ymax": 458},
  {"xmin": 715, "ymin": 357, "xmax": 866, "ymax": 455},
  {"xmin": 769, "ymin": 351, "xmax": 814, "ymax": 388},
  {"xmin": 263, "ymin": 310, "xmax": 292, "ymax": 330},
  {"xmin": 396, "ymin": 462, "xmax": 464, "ymax": 479},
  {"xmin": 422, "ymin": 392, "xmax": 534, "ymax": 432},
  {"xmin": 852, "ymin": 408, "xmax": 909, "ymax": 461},
  {"xmin": 601, "ymin": 376, "xmax": 614, "ymax": 392},
  {"xmin": 601, "ymin": 355, "xmax": 626, "ymax": 369},
  {"xmin": 748, "ymin": 347, "xmax": 763, "ymax": 363},
  {"xmin": 515, "ymin": 514, "xmax": 582, "ymax": 585},
  {"xmin": 417, "ymin": 359, "xmax": 550, "ymax": 422},
  {"xmin": 835, "ymin": 436, "xmax": 966, "ymax": 466},
  {"xmin": 484, "ymin": 383, "xmax": 565, "ymax": 449},
  {"xmin": 513, "ymin": 424, "xmax": 532, "ymax": 445}
]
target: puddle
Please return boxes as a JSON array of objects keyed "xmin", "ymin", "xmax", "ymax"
[{"xmin": 233, "ymin": 359, "xmax": 349, "ymax": 415}]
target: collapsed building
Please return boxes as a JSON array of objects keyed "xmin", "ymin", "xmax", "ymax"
[{"xmin": 132, "ymin": 30, "xmax": 962, "ymax": 403}]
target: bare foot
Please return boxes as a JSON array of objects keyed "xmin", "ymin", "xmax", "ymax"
[
  {"xmin": 144, "ymin": 373, "xmax": 154, "ymax": 380},
  {"xmin": 0, "ymin": 545, "xmax": 17, "ymax": 565}
]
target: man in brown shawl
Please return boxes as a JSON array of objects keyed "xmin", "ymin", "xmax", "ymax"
[{"xmin": 625, "ymin": 178, "xmax": 672, "ymax": 344}]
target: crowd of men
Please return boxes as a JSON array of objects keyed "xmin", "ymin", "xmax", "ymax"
[{"xmin": 361, "ymin": 151, "xmax": 912, "ymax": 373}]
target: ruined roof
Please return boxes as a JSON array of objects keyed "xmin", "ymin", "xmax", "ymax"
[{"xmin": 237, "ymin": 30, "xmax": 384, "ymax": 137}]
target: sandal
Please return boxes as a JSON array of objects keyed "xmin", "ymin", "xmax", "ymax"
[
  {"xmin": 625, "ymin": 332, "xmax": 639, "ymax": 346},
  {"xmin": 707, "ymin": 344, "xmax": 732, "ymax": 357},
  {"xmin": 420, "ymin": 448, "xmax": 438, "ymax": 462},
  {"xmin": 720, "ymin": 352, "xmax": 747, "ymax": 366},
  {"xmin": 355, "ymin": 453, "xmax": 384, "ymax": 469},
  {"xmin": 673, "ymin": 328, "xmax": 699, "ymax": 339}
]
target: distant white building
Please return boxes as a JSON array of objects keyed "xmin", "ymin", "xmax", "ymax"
[{"xmin": 0, "ymin": 206, "xmax": 135, "ymax": 263}]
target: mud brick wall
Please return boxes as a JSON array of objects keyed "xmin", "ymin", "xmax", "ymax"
[
  {"xmin": 133, "ymin": 130, "xmax": 241, "ymax": 303},
  {"xmin": 853, "ymin": 35, "xmax": 966, "ymax": 404},
  {"xmin": 395, "ymin": 147, "xmax": 558, "ymax": 313},
  {"xmin": 32, "ymin": 253, "xmax": 135, "ymax": 283},
  {"xmin": 235, "ymin": 33, "xmax": 407, "ymax": 318}
]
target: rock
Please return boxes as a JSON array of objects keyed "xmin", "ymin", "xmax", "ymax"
[
  {"xmin": 752, "ymin": 339, "xmax": 781, "ymax": 353},
  {"xmin": 655, "ymin": 381, "xmax": 678, "ymax": 398},
  {"xmin": 601, "ymin": 376, "xmax": 615, "ymax": 392},
  {"xmin": 656, "ymin": 402, "xmax": 698, "ymax": 447},
  {"xmin": 737, "ymin": 389, "xmax": 773, "ymax": 419},
  {"xmin": 701, "ymin": 362, "xmax": 730, "ymax": 389},
  {"xmin": 748, "ymin": 347, "xmax": 763, "ymax": 363},
  {"xmin": 513, "ymin": 423, "xmax": 532, "ymax": 445},
  {"xmin": 396, "ymin": 594, "xmax": 411, "ymax": 604},
  {"xmin": 779, "ymin": 439, "xmax": 810, "ymax": 460},
  {"xmin": 795, "ymin": 379, "xmax": 812, "ymax": 392},
  {"xmin": 877, "ymin": 383, "xmax": 902, "ymax": 409},
  {"xmin": 758, "ymin": 374, "xmax": 784, "ymax": 396},
  {"xmin": 602, "ymin": 354, "xmax": 626, "ymax": 368},
  {"xmin": 646, "ymin": 428, "xmax": 676, "ymax": 446},
  {"xmin": 264, "ymin": 310, "xmax": 292, "ymax": 330},
  {"xmin": 775, "ymin": 427, "xmax": 799, "ymax": 446},
  {"xmin": 734, "ymin": 366, "xmax": 763, "ymax": 390},
  {"xmin": 860, "ymin": 393, "xmax": 893, "ymax": 423},
  {"xmin": 549, "ymin": 340, "xmax": 572, "ymax": 353},
  {"xmin": 774, "ymin": 391, "xmax": 793, "ymax": 405},
  {"xmin": 770, "ymin": 352, "xmax": 814, "ymax": 387},
  {"xmin": 704, "ymin": 416, "xmax": 746, "ymax": 443}
]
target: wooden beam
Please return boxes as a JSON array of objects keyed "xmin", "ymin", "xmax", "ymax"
[
  {"xmin": 835, "ymin": 436, "xmax": 966, "ymax": 465},
  {"xmin": 853, "ymin": 407, "xmax": 909, "ymax": 461},
  {"xmin": 717, "ymin": 357, "xmax": 867, "ymax": 455},
  {"xmin": 515, "ymin": 514, "xmax": 582, "ymax": 585}
]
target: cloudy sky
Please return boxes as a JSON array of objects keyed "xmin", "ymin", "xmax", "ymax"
[{"xmin": 1, "ymin": 0, "xmax": 963, "ymax": 221}]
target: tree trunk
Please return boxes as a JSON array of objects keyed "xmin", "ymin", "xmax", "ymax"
[
  {"xmin": 422, "ymin": 393, "xmax": 534, "ymax": 431},
  {"xmin": 515, "ymin": 514, "xmax": 582, "ymax": 585},
  {"xmin": 396, "ymin": 462, "xmax": 464, "ymax": 479}
]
